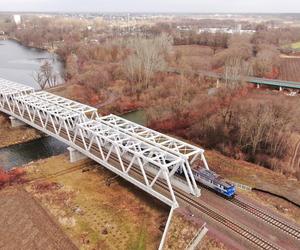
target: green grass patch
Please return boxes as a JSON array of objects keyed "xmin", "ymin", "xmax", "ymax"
[
  {"xmin": 128, "ymin": 221, "xmax": 147, "ymax": 250},
  {"xmin": 283, "ymin": 41, "xmax": 300, "ymax": 51},
  {"xmin": 291, "ymin": 42, "xmax": 300, "ymax": 50}
]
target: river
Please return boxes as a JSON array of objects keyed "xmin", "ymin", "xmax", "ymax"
[
  {"xmin": 0, "ymin": 40, "xmax": 145, "ymax": 170},
  {"xmin": 0, "ymin": 39, "xmax": 64, "ymax": 89}
]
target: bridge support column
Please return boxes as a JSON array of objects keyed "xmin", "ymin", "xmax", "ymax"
[
  {"xmin": 9, "ymin": 116, "xmax": 25, "ymax": 128},
  {"xmin": 279, "ymin": 86, "xmax": 283, "ymax": 91},
  {"xmin": 257, "ymin": 84, "xmax": 260, "ymax": 89},
  {"xmin": 67, "ymin": 147, "xmax": 87, "ymax": 163}
]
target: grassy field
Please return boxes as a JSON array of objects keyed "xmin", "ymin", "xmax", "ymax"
[
  {"xmin": 291, "ymin": 41, "xmax": 300, "ymax": 50},
  {"xmin": 25, "ymin": 154, "xmax": 168, "ymax": 249},
  {"xmin": 24, "ymin": 154, "xmax": 208, "ymax": 250},
  {"xmin": 284, "ymin": 41, "xmax": 300, "ymax": 51}
]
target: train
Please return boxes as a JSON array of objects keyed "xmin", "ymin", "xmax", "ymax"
[
  {"xmin": 192, "ymin": 168, "xmax": 236, "ymax": 198},
  {"xmin": 120, "ymin": 139, "xmax": 236, "ymax": 198}
]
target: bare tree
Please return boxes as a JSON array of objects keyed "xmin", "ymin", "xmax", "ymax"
[
  {"xmin": 123, "ymin": 34, "xmax": 172, "ymax": 99},
  {"xmin": 33, "ymin": 60, "xmax": 58, "ymax": 89},
  {"xmin": 224, "ymin": 56, "xmax": 253, "ymax": 88}
]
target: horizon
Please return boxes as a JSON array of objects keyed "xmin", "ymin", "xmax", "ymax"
[
  {"xmin": 1, "ymin": 0, "xmax": 300, "ymax": 13},
  {"xmin": 1, "ymin": 11, "xmax": 300, "ymax": 15}
]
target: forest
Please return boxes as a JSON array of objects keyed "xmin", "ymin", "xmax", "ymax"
[{"xmin": 1, "ymin": 15, "xmax": 300, "ymax": 179}]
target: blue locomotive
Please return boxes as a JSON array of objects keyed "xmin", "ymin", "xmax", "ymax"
[{"xmin": 192, "ymin": 168, "xmax": 236, "ymax": 198}]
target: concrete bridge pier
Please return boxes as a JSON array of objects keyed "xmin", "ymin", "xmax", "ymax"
[
  {"xmin": 279, "ymin": 86, "xmax": 283, "ymax": 91},
  {"xmin": 257, "ymin": 84, "xmax": 260, "ymax": 89},
  {"xmin": 9, "ymin": 116, "xmax": 25, "ymax": 128},
  {"xmin": 68, "ymin": 147, "xmax": 88, "ymax": 163}
]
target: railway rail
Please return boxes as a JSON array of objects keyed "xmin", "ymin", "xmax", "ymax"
[
  {"xmin": 231, "ymin": 197, "xmax": 300, "ymax": 240},
  {"xmin": 198, "ymin": 181, "xmax": 300, "ymax": 241}
]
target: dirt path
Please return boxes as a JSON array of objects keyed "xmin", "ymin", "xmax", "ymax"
[{"xmin": 0, "ymin": 187, "xmax": 78, "ymax": 250}]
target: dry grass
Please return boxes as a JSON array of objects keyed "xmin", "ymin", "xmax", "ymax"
[
  {"xmin": 164, "ymin": 212, "xmax": 199, "ymax": 250},
  {"xmin": 23, "ymin": 154, "xmax": 224, "ymax": 250},
  {"xmin": 24, "ymin": 154, "xmax": 169, "ymax": 250},
  {"xmin": 165, "ymin": 210, "xmax": 229, "ymax": 250},
  {"xmin": 0, "ymin": 114, "xmax": 42, "ymax": 149}
]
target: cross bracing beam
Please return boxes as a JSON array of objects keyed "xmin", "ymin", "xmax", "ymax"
[
  {"xmin": 99, "ymin": 115, "xmax": 204, "ymax": 159},
  {"xmin": 101, "ymin": 115, "xmax": 208, "ymax": 159},
  {"xmin": 97, "ymin": 115, "xmax": 202, "ymax": 196},
  {"xmin": 0, "ymin": 78, "xmax": 34, "ymax": 112},
  {"xmin": 31, "ymin": 91, "xmax": 98, "ymax": 119},
  {"xmin": 0, "ymin": 78, "xmax": 34, "ymax": 94},
  {"xmin": 15, "ymin": 94, "xmax": 82, "ymax": 121}
]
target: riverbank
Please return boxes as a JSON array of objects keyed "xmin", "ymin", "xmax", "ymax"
[{"xmin": 0, "ymin": 113, "xmax": 42, "ymax": 149}]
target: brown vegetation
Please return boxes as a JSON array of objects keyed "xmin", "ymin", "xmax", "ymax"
[
  {"xmin": 279, "ymin": 58, "xmax": 300, "ymax": 82},
  {"xmin": 0, "ymin": 167, "xmax": 25, "ymax": 187},
  {"xmin": 0, "ymin": 114, "xmax": 42, "ymax": 148},
  {"xmin": 33, "ymin": 60, "xmax": 59, "ymax": 89},
  {"xmin": 2, "ymin": 15, "xmax": 300, "ymax": 177}
]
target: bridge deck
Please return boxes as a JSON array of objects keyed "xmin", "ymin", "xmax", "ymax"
[{"xmin": 248, "ymin": 77, "xmax": 300, "ymax": 89}]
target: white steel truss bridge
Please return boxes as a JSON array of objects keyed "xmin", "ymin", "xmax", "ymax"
[{"xmin": 0, "ymin": 77, "xmax": 209, "ymax": 209}]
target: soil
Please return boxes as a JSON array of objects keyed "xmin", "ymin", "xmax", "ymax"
[
  {"xmin": 0, "ymin": 187, "xmax": 77, "ymax": 250},
  {"xmin": 0, "ymin": 113, "xmax": 42, "ymax": 149},
  {"xmin": 279, "ymin": 58, "xmax": 300, "ymax": 82}
]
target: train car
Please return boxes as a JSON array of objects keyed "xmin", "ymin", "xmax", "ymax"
[{"xmin": 193, "ymin": 168, "xmax": 236, "ymax": 198}]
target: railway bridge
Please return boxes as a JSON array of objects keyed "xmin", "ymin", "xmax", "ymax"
[{"xmin": 0, "ymin": 77, "xmax": 208, "ymax": 249}]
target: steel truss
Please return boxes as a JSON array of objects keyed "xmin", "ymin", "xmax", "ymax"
[
  {"xmin": 0, "ymin": 78, "xmax": 34, "ymax": 111},
  {"xmin": 31, "ymin": 91, "xmax": 98, "ymax": 119},
  {"xmin": 98, "ymin": 114, "xmax": 210, "ymax": 195},
  {"xmin": 74, "ymin": 119, "xmax": 183, "ymax": 207},
  {"xmin": 0, "ymin": 77, "xmax": 206, "ymax": 208}
]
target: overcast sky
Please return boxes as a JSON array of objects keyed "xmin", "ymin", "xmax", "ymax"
[{"xmin": 0, "ymin": 0, "xmax": 300, "ymax": 13}]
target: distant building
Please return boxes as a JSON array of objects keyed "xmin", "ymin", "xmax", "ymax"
[
  {"xmin": 176, "ymin": 25, "xmax": 192, "ymax": 31},
  {"xmin": 13, "ymin": 15, "xmax": 21, "ymax": 25},
  {"xmin": 198, "ymin": 26, "xmax": 255, "ymax": 35}
]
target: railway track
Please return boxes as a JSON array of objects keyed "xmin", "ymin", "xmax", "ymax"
[
  {"xmin": 135, "ymin": 170, "xmax": 282, "ymax": 250},
  {"xmin": 2, "ymin": 107, "xmax": 283, "ymax": 249},
  {"xmin": 231, "ymin": 197, "xmax": 300, "ymax": 240},
  {"xmin": 198, "ymin": 180, "xmax": 300, "ymax": 241}
]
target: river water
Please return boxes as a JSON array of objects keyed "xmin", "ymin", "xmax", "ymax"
[
  {"xmin": 0, "ymin": 39, "xmax": 64, "ymax": 89},
  {"xmin": 0, "ymin": 40, "xmax": 145, "ymax": 170}
]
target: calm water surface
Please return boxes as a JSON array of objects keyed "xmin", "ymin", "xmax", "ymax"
[{"xmin": 0, "ymin": 39, "xmax": 63, "ymax": 89}]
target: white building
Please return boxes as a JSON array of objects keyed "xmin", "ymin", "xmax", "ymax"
[
  {"xmin": 198, "ymin": 26, "xmax": 255, "ymax": 35},
  {"xmin": 13, "ymin": 15, "xmax": 21, "ymax": 25}
]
